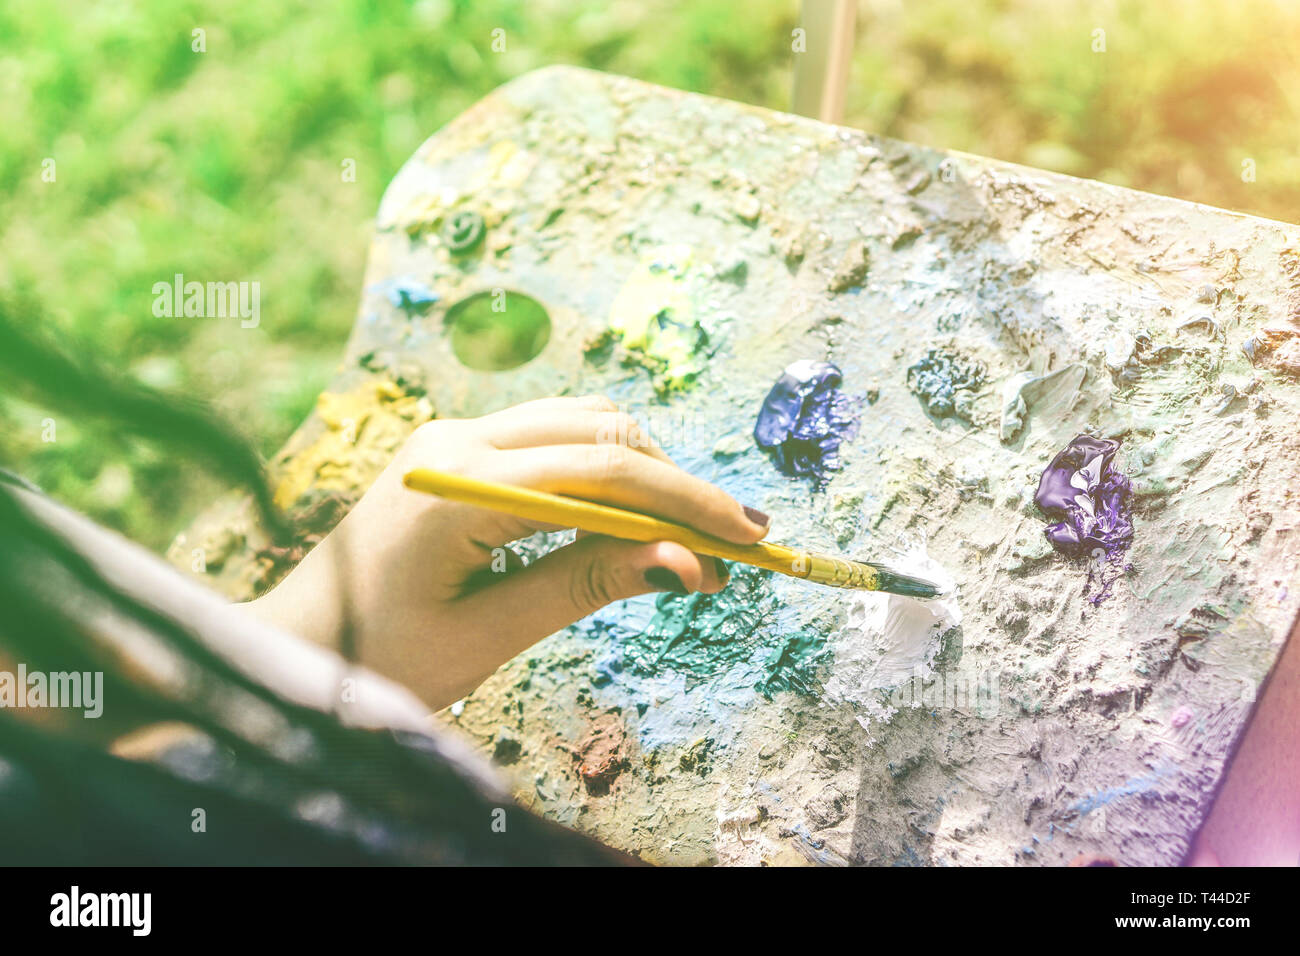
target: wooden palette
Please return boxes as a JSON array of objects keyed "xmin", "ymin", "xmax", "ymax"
[{"xmin": 172, "ymin": 67, "xmax": 1300, "ymax": 865}]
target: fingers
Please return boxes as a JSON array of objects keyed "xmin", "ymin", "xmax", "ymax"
[
  {"xmin": 451, "ymin": 536, "xmax": 730, "ymax": 658},
  {"xmin": 496, "ymin": 394, "xmax": 620, "ymax": 415},
  {"xmin": 476, "ymin": 397, "xmax": 675, "ymax": 465},
  {"xmin": 473, "ymin": 443, "xmax": 770, "ymax": 544}
]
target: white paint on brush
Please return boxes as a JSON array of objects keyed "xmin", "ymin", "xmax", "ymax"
[{"xmin": 823, "ymin": 538, "xmax": 961, "ymax": 732}]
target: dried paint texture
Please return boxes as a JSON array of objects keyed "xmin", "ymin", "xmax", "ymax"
[
  {"xmin": 999, "ymin": 366, "xmax": 1087, "ymax": 443},
  {"xmin": 574, "ymin": 712, "xmax": 627, "ymax": 795},
  {"xmin": 907, "ymin": 348, "xmax": 985, "ymax": 421},
  {"xmin": 1243, "ymin": 327, "xmax": 1300, "ymax": 377},
  {"xmin": 754, "ymin": 360, "xmax": 860, "ymax": 485},
  {"xmin": 1034, "ymin": 434, "xmax": 1134, "ymax": 604}
]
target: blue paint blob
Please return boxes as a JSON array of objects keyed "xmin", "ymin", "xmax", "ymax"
[
  {"xmin": 1034, "ymin": 434, "xmax": 1135, "ymax": 604},
  {"xmin": 754, "ymin": 360, "xmax": 861, "ymax": 485},
  {"xmin": 370, "ymin": 277, "xmax": 439, "ymax": 314}
]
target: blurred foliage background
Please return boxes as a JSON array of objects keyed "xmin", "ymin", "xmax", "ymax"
[{"xmin": 1, "ymin": 0, "xmax": 1297, "ymax": 549}]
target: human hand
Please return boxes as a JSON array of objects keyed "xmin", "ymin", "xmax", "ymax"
[{"xmin": 244, "ymin": 395, "xmax": 771, "ymax": 711}]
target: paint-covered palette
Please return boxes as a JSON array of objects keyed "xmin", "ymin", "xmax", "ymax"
[{"xmin": 172, "ymin": 67, "xmax": 1300, "ymax": 865}]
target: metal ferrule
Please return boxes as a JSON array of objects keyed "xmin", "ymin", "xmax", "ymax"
[{"xmin": 801, "ymin": 553, "xmax": 880, "ymax": 590}]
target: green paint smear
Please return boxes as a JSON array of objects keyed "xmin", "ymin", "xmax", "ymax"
[
  {"xmin": 622, "ymin": 566, "xmax": 828, "ymax": 698},
  {"xmin": 755, "ymin": 632, "xmax": 828, "ymax": 699}
]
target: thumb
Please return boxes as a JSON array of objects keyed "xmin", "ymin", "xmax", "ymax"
[{"xmin": 453, "ymin": 535, "xmax": 726, "ymax": 651}]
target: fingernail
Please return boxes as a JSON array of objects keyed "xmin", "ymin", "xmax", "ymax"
[
  {"xmin": 713, "ymin": 557, "xmax": 730, "ymax": 583},
  {"xmin": 743, "ymin": 506, "xmax": 770, "ymax": 528},
  {"xmin": 644, "ymin": 567, "xmax": 688, "ymax": 594}
]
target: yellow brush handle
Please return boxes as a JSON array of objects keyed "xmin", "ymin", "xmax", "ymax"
[{"xmin": 401, "ymin": 468, "xmax": 883, "ymax": 591}]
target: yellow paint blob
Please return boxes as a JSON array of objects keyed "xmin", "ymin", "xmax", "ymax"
[
  {"xmin": 273, "ymin": 379, "xmax": 434, "ymax": 511},
  {"xmin": 607, "ymin": 244, "xmax": 707, "ymax": 395}
]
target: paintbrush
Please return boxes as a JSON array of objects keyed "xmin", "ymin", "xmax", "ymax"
[{"xmin": 402, "ymin": 468, "xmax": 946, "ymax": 599}]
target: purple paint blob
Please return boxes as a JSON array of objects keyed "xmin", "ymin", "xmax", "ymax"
[
  {"xmin": 754, "ymin": 360, "xmax": 861, "ymax": 484},
  {"xmin": 1034, "ymin": 434, "xmax": 1135, "ymax": 604}
]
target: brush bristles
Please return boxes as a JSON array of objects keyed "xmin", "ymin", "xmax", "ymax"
[{"xmin": 865, "ymin": 562, "xmax": 947, "ymax": 600}]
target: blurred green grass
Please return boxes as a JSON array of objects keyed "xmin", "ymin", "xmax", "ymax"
[{"xmin": 1, "ymin": 0, "xmax": 1296, "ymax": 548}]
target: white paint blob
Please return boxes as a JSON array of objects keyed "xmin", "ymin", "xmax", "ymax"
[{"xmin": 822, "ymin": 537, "xmax": 962, "ymax": 732}]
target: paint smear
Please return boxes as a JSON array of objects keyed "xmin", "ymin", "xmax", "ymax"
[
  {"xmin": 822, "ymin": 538, "xmax": 961, "ymax": 732},
  {"xmin": 622, "ymin": 565, "xmax": 827, "ymax": 697}
]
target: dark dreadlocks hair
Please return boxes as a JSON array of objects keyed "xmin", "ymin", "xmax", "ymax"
[{"xmin": 0, "ymin": 303, "xmax": 627, "ymax": 865}]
